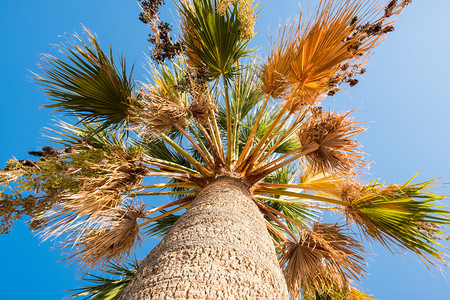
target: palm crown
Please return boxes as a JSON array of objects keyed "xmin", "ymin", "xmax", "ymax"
[{"xmin": 1, "ymin": 0, "xmax": 448, "ymax": 299}]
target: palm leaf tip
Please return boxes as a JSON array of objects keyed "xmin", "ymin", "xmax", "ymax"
[
  {"xmin": 63, "ymin": 204, "xmax": 146, "ymax": 269},
  {"xmin": 298, "ymin": 110, "xmax": 366, "ymax": 174},
  {"xmin": 68, "ymin": 259, "xmax": 138, "ymax": 299},
  {"xmin": 260, "ymin": 22, "xmax": 299, "ymax": 99},
  {"xmin": 279, "ymin": 222, "xmax": 367, "ymax": 297},
  {"xmin": 344, "ymin": 178, "xmax": 450, "ymax": 266},
  {"xmin": 35, "ymin": 27, "xmax": 135, "ymax": 129}
]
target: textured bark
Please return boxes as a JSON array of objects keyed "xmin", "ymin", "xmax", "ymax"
[{"xmin": 120, "ymin": 177, "xmax": 289, "ymax": 299}]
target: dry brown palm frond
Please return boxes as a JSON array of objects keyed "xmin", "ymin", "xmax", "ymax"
[
  {"xmin": 36, "ymin": 151, "xmax": 148, "ymax": 240},
  {"xmin": 188, "ymin": 91, "xmax": 217, "ymax": 123},
  {"xmin": 283, "ymin": 0, "xmax": 410, "ymax": 109},
  {"xmin": 279, "ymin": 222, "xmax": 367, "ymax": 297},
  {"xmin": 298, "ymin": 110, "xmax": 366, "ymax": 173},
  {"xmin": 340, "ymin": 179, "xmax": 364, "ymax": 203},
  {"xmin": 286, "ymin": 0, "xmax": 370, "ymax": 107},
  {"xmin": 131, "ymin": 86, "xmax": 189, "ymax": 134},
  {"xmin": 63, "ymin": 153, "xmax": 147, "ymax": 214},
  {"xmin": 260, "ymin": 22, "xmax": 300, "ymax": 99},
  {"xmin": 62, "ymin": 203, "xmax": 146, "ymax": 269}
]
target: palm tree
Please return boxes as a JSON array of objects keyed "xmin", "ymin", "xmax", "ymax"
[{"xmin": 1, "ymin": 0, "xmax": 448, "ymax": 299}]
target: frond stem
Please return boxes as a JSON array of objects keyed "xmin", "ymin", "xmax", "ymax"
[
  {"xmin": 254, "ymin": 109, "xmax": 308, "ymax": 169},
  {"xmin": 138, "ymin": 182, "xmax": 201, "ymax": 190},
  {"xmin": 255, "ymin": 195, "xmax": 339, "ymax": 212},
  {"xmin": 126, "ymin": 190, "xmax": 198, "ymax": 197},
  {"xmin": 174, "ymin": 123, "xmax": 215, "ymax": 170},
  {"xmin": 253, "ymin": 143, "xmax": 319, "ymax": 174},
  {"xmin": 139, "ymin": 202, "xmax": 192, "ymax": 228},
  {"xmin": 245, "ymin": 110, "xmax": 295, "ymax": 173},
  {"xmin": 256, "ymin": 199, "xmax": 307, "ymax": 234},
  {"xmin": 238, "ymin": 104, "xmax": 289, "ymax": 174},
  {"xmin": 208, "ymin": 107, "xmax": 224, "ymax": 159},
  {"xmin": 257, "ymin": 182, "xmax": 341, "ymax": 195},
  {"xmin": 235, "ymin": 93, "xmax": 271, "ymax": 168},
  {"xmin": 144, "ymin": 158, "xmax": 199, "ymax": 175},
  {"xmin": 187, "ymin": 124, "xmax": 215, "ymax": 163},
  {"xmin": 254, "ymin": 188, "xmax": 352, "ymax": 207},
  {"xmin": 223, "ymin": 78, "xmax": 233, "ymax": 165},
  {"xmin": 196, "ymin": 119, "xmax": 227, "ymax": 169},
  {"xmin": 259, "ymin": 204, "xmax": 299, "ymax": 243},
  {"xmin": 265, "ymin": 219, "xmax": 288, "ymax": 242},
  {"xmin": 145, "ymin": 196, "xmax": 194, "ymax": 216},
  {"xmin": 160, "ymin": 133, "xmax": 214, "ymax": 177}
]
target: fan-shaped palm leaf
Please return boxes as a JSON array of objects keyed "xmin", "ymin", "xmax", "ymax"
[
  {"xmin": 179, "ymin": 0, "xmax": 253, "ymax": 79},
  {"xmin": 35, "ymin": 27, "xmax": 135, "ymax": 129},
  {"xmin": 345, "ymin": 177, "xmax": 449, "ymax": 266}
]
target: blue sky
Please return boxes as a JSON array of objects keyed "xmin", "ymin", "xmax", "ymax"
[{"xmin": 1, "ymin": 0, "xmax": 449, "ymax": 299}]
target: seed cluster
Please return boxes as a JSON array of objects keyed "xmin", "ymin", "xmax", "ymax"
[
  {"xmin": 138, "ymin": 0, "xmax": 184, "ymax": 63},
  {"xmin": 217, "ymin": 0, "xmax": 256, "ymax": 40}
]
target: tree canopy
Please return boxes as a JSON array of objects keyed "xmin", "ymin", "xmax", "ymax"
[{"xmin": 0, "ymin": 0, "xmax": 449, "ymax": 299}]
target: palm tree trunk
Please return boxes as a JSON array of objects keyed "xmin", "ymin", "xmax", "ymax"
[{"xmin": 120, "ymin": 176, "xmax": 289, "ymax": 299}]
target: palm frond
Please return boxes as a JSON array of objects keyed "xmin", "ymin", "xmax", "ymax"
[
  {"xmin": 285, "ymin": 0, "xmax": 384, "ymax": 107},
  {"xmin": 36, "ymin": 148, "xmax": 147, "ymax": 242},
  {"xmin": 62, "ymin": 203, "xmax": 146, "ymax": 269},
  {"xmin": 260, "ymin": 21, "xmax": 299, "ymax": 99},
  {"xmin": 35, "ymin": 27, "xmax": 135, "ymax": 129},
  {"xmin": 45, "ymin": 119, "xmax": 129, "ymax": 150},
  {"xmin": 68, "ymin": 259, "xmax": 138, "ymax": 299},
  {"xmin": 344, "ymin": 178, "xmax": 450, "ymax": 266},
  {"xmin": 279, "ymin": 222, "xmax": 367, "ymax": 297},
  {"xmin": 298, "ymin": 110, "xmax": 366, "ymax": 173},
  {"xmin": 130, "ymin": 60, "xmax": 191, "ymax": 134},
  {"xmin": 179, "ymin": 0, "xmax": 253, "ymax": 79},
  {"xmin": 144, "ymin": 212, "xmax": 180, "ymax": 238}
]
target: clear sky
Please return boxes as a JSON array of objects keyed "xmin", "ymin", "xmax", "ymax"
[{"xmin": 1, "ymin": 0, "xmax": 449, "ymax": 299}]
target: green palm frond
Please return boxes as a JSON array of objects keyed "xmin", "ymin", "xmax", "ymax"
[
  {"xmin": 143, "ymin": 59, "xmax": 188, "ymax": 107},
  {"xmin": 179, "ymin": 0, "xmax": 253, "ymax": 79},
  {"xmin": 144, "ymin": 212, "xmax": 181, "ymax": 238},
  {"xmin": 45, "ymin": 119, "xmax": 129, "ymax": 150},
  {"xmin": 138, "ymin": 136, "xmax": 191, "ymax": 169},
  {"xmin": 261, "ymin": 166, "xmax": 319, "ymax": 230},
  {"xmin": 35, "ymin": 27, "xmax": 135, "ymax": 129},
  {"xmin": 345, "ymin": 177, "xmax": 449, "ymax": 265},
  {"xmin": 68, "ymin": 259, "xmax": 138, "ymax": 299},
  {"xmin": 219, "ymin": 98, "xmax": 300, "ymax": 161},
  {"xmin": 241, "ymin": 104, "xmax": 301, "ymax": 155}
]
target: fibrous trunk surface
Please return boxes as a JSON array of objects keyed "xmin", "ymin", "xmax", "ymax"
[{"xmin": 120, "ymin": 176, "xmax": 289, "ymax": 299}]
